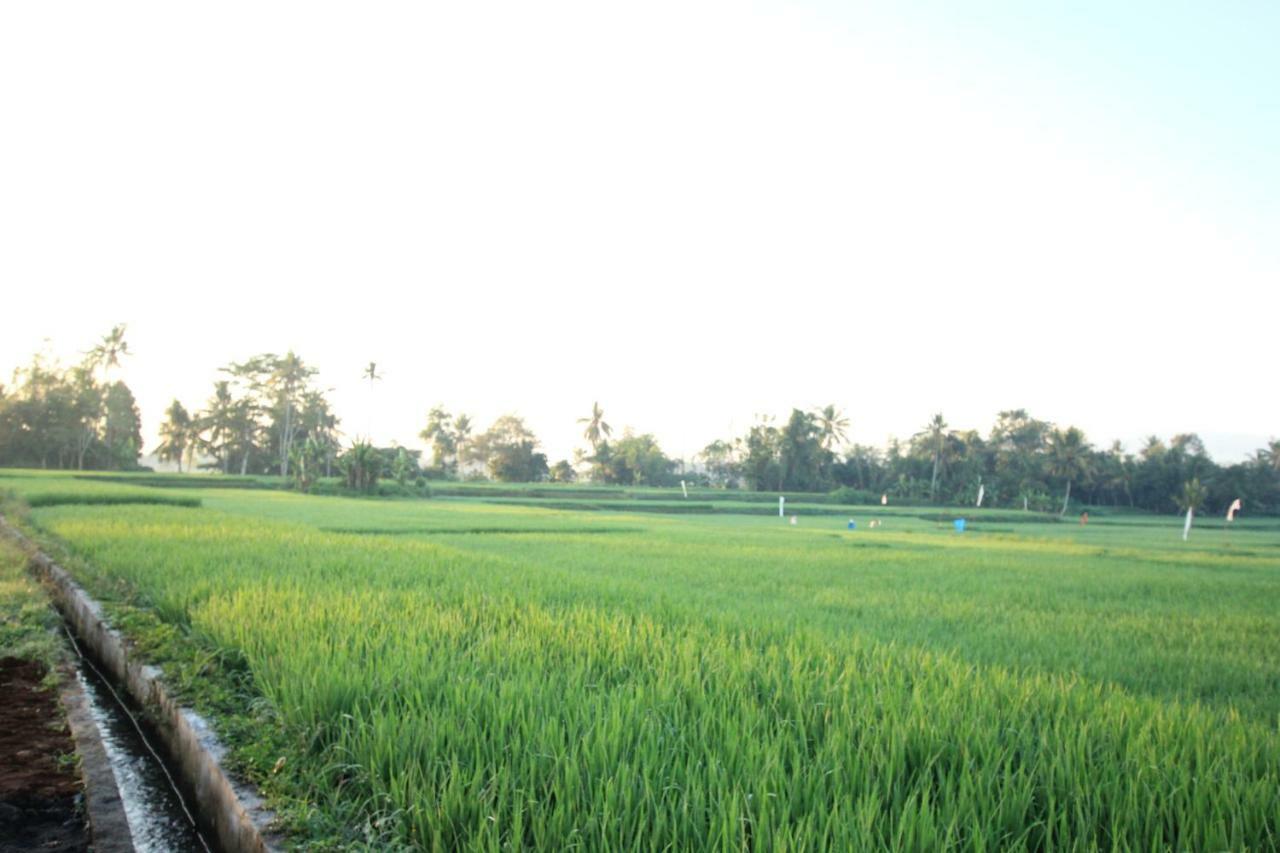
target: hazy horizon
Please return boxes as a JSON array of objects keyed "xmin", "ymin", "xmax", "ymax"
[
  {"xmin": 1, "ymin": 329, "xmax": 1270, "ymax": 468},
  {"xmin": 3, "ymin": 1, "xmax": 1276, "ymax": 465}
]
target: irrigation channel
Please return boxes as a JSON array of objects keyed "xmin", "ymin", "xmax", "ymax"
[
  {"xmin": 1, "ymin": 516, "xmax": 274, "ymax": 853},
  {"xmin": 66, "ymin": 626, "xmax": 210, "ymax": 853}
]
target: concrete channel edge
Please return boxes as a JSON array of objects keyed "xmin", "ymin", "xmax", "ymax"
[{"xmin": 1, "ymin": 517, "xmax": 281, "ymax": 853}]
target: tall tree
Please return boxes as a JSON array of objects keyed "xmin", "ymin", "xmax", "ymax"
[
  {"xmin": 269, "ymin": 351, "xmax": 316, "ymax": 477},
  {"xmin": 814, "ymin": 405, "xmax": 850, "ymax": 452},
  {"xmin": 1263, "ymin": 438, "xmax": 1280, "ymax": 474},
  {"xmin": 1047, "ymin": 426, "xmax": 1091, "ymax": 516},
  {"xmin": 69, "ymin": 364, "xmax": 103, "ymax": 470},
  {"xmin": 85, "ymin": 325, "xmax": 130, "ymax": 452},
  {"xmin": 778, "ymin": 409, "xmax": 825, "ymax": 491},
  {"xmin": 196, "ymin": 381, "xmax": 236, "ymax": 473},
  {"xmin": 453, "ymin": 414, "xmax": 473, "ymax": 474},
  {"xmin": 578, "ymin": 402, "xmax": 612, "ymax": 450},
  {"xmin": 298, "ymin": 389, "xmax": 341, "ymax": 477},
  {"xmin": 156, "ymin": 400, "xmax": 193, "ymax": 472},
  {"xmin": 419, "ymin": 406, "xmax": 457, "ymax": 473},
  {"xmin": 914, "ymin": 413, "xmax": 949, "ymax": 502},
  {"xmin": 362, "ymin": 361, "xmax": 382, "ymax": 439},
  {"xmin": 466, "ymin": 415, "xmax": 549, "ymax": 482},
  {"xmin": 699, "ymin": 438, "xmax": 743, "ymax": 488},
  {"xmin": 742, "ymin": 416, "xmax": 782, "ymax": 491},
  {"xmin": 102, "ymin": 382, "xmax": 142, "ymax": 469},
  {"xmin": 223, "ymin": 352, "xmax": 318, "ymax": 477},
  {"xmin": 85, "ymin": 324, "xmax": 130, "ymax": 379}
]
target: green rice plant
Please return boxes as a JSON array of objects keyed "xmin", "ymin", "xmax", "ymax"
[
  {"xmin": 24, "ymin": 492, "xmax": 201, "ymax": 508},
  {"xmin": 5, "ymin": 472, "xmax": 1280, "ymax": 849}
]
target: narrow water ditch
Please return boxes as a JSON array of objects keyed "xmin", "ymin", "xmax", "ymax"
[{"xmin": 66, "ymin": 630, "xmax": 211, "ymax": 853}]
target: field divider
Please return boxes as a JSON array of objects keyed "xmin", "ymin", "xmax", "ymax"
[{"xmin": 0, "ymin": 515, "xmax": 281, "ymax": 853}]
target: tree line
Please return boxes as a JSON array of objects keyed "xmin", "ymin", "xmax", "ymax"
[
  {"xmin": 2, "ymin": 330, "xmax": 1278, "ymax": 513},
  {"xmin": 698, "ymin": 407, "xmax": 1280, "ymax": 516},
  {"xmin": 0, "ymin": 326, "xmax": 142, "ymax": 471}
]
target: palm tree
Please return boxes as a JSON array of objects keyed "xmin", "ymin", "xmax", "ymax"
[
  {"xmin": 454, "ymin": 414, "xmax": 473, "ymax": 473},
  {"xmin": 814, "ymin": 405, "xmax": 850, "ymax": 452},
  {"xmin": 578, "ymin": 402, "xmax": 612, "ymax": 450},
  {"xmin": 1047, "ymin": 426, "xmax": 1091, "ymax": 516},
  {"xmin": 197, "ymin": 381, "xmax": 235, "ymax": 473},
  {"xmin": 85, "ymin": 324, "xmax": 130, "ymax": 380},
  {"xmin": 156, "ymin": 400, "xmax": 193, "ymax": 472},
  {"xmin": 267, "ymin": 351, "xmax": 316, "ymax": 477},
  {"xmin": 1264, "ymin": 439, "xmax": 1280, "ymax": 474},
  {"xmin": 362, "ymin": 362, "xmax": 382, "ymax": 439},
  {"xmin": 86, "ymin": 325, "xmax": 130, "ymax": 451},
  {"xmin": 1104, "ymin": 440, "xmax": 1134, "ymax": 507},
  {"xmin": 914, "ymin": 413, "xmax": 948, "ymax": 501}
]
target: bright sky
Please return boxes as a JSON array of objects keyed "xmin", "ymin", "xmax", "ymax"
[{"xmin": 2, "ymin": 1, "xmax": 1276, "ymax": 465}]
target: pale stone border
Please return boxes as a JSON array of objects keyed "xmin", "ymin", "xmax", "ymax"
[
  {"xmin": 1, "ymin": 517, "xmax": 281, "ymax": 853},
  {"xmin": 60, "ymin": 665, "xmax": 136, "ymax": 853}
]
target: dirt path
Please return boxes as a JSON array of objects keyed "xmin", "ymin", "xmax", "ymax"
[{"xmin": 0, "ymin": 657, "xmax": 88, "ymax": 853}]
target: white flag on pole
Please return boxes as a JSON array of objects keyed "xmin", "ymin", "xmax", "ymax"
[
  {"xmin": 1182, "ymin": 507, "xmax": 1194, "ymax": 541},
  {"xmin": 1226, "ymin": 498, "xmax": 1242, "ymax": 522}
]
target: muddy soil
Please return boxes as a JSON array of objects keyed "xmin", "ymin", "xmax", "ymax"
[{"xmin": 0, "ymin": 657, "xmax": 88, "ymax": 853}]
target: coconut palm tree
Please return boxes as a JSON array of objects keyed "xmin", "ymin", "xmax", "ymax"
[
  {"xmin": 578, "ymin": 402, "xmax": 612, "ymax": 450},
  {"xmin": 266, "ymin": 351, "xmax": 316, "ymax": 477},
  {"xmin": 1265, "ymin": 438, "xmax": 1280, "ymax": 474},
  {"xmin": 914, "ymin": 413, "xmax": 948, "ymax": 501},
  {"xmin": 362, "ymin": 361, "xmax": 382, "ymax": 439},
  {"xmin": 1047, "ymin": 426, "xmax": 1091, "ymax": 516},
  {"xmin": 814, "ymin": 405, "xmax": 850, "ymax": 452},
  {"xmin": 85, "ymin": 324, "xmax": 130, "ymax": 380},
  {"xmin": 197, "ymin": 380, "xmax": 238, "ymax": 473},
  {"xmin": 85, "ymin": 325, "xmax": 130, "ymax": 452},
  {"xmin": 155, "ymin": 400, "xmax": 193, "ymax": 472}
]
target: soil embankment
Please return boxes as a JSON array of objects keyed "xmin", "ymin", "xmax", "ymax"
[{"xmin": 0, "ymin": 657, "xmax": 88, "ymax": 853}]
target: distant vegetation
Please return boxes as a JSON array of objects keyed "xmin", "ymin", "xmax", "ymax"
[{"xmin": 2, "ymin": 329, "xmax": 1277, "ymax": 513}]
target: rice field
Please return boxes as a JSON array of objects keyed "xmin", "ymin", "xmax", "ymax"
[{"xmin": 2, "ymin": 471, "xmax": 1279, "ymax": 850}]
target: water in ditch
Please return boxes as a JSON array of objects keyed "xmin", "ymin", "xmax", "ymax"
[{"xmin": 73, "ymin": 653, "xmax": 211, "ymax": 853}]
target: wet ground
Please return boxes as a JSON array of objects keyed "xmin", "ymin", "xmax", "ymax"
[{"xmin": 0, "ymin": 657, "xmax": 88, "ymax": 853}]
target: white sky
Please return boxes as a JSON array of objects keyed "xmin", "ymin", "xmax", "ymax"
[{"xmin": 2, "ymin": 2, "xmax": 1276, "ymax": 464}]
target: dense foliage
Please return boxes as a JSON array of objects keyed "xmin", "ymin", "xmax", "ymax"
[
  {"xmin": 701, "ymin": 408, "xmax": 1280, "ymax": 514},
  {"xmin": 2, "ymin": 334, "xmax": 1277, "ymax": 512},
  {"xmin": 0, "ymin": 327, "xmax": 142, "ymax": 470}
]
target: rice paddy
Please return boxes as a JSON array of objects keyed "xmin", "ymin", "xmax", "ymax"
[{"xmin": 2, "ymin": 470, "xmax": 1278, "ymax": 850}]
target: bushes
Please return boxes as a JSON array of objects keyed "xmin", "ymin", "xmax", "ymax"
[{"xmin": 829, "ymin": 486, "xmax": 878, "ymax": 506}]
